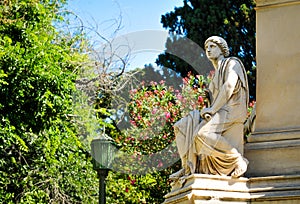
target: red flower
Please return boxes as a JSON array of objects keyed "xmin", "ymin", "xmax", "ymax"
[
  {"xmin": 183, "ymin": 77, "xmax": 188, "ymax": 85},
  {"xmin": 198, "ymin": 95, "xmax": 204, "ymax": 103},
  {"xmin": 130, "ymin": 179, "xmax": 136, "ymax": 185}
]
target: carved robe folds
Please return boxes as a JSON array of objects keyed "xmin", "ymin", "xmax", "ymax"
[{"xmin": 174, "ymin": 57, "xmax": 249, "ymax": 176}]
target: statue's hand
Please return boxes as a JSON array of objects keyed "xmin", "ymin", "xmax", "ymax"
[
  {"xmin": 204, "ymin": 113, "xmax": 212, "ymax": 121},
  {"xmin": 200, "ymin": 107, "xmax": 214, "ymax": 121}
]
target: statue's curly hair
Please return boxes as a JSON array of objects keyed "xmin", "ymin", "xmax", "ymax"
[{"xmin": 204, "ymin": 36, "xmax": 230, "ymax": 57}]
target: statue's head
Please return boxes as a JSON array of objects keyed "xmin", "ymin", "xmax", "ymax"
[{"xmin": 204, "ymin": 36, "xmax": 230, "ymax": 57}]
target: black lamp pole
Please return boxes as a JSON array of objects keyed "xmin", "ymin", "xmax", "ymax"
[
  {"xmin": 98, "ymin": 169, "xmax": 108, "ymax": 204},
  {"xmin": 91, "ymin": 134, "xmax": 116, "ymax": 204}
]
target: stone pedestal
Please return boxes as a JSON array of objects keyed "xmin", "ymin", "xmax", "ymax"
[
  {"xmin": 163, "ymin": 174, "xmax": 250, "ymax": 204},
  {"xmin": 244, "ymin": 0, "xmax": 300, "ymax": 177},
  {"xmin": 163, "ymin": 174, "xmax": 300, "ymax": 204},
  {"xmin": 244, "ymin": 0, "xmax": 300, "ymax": 203}
]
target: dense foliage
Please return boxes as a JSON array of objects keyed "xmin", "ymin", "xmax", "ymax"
[
  {"xmin": 156, "ymin": 0, "xmax": 256, "ymax": 99},
  {"xmin": 106, "ymin": 73, "xmax": 211, "ymax": 203},
  {"xmin": 0, "ymin": 0, "xmax": 98, "ymax": 203}
]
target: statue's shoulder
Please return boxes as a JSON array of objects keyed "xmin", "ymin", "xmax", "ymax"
[{"xmin": 226, "ymin": 57, "xmax": 243, "ymax": 67}]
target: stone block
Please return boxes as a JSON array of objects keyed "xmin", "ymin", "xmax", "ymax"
[
  {"xmin": 163, "ymin": 174, "xmax": 250, "ymax": 204},
  {"xmin": 245, "ymin": 137, "xmax": 300, "ymax": 177}
]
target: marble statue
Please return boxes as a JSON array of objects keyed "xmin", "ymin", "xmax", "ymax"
[{"xmin": 170, "ymin": 36, "xmax": 249, "ymax": 183}]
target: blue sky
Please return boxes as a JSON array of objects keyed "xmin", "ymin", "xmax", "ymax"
[
  {"xmin": 67, "ymin": 0, "xmax": 183, "ymax": 69},
  {"xmin": 67, "ymin": 0, "xmax": 182, "ymax": 32}
]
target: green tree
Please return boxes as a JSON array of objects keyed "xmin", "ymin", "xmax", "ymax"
[
  {"xmin": 0, "ymin": 0, "xmax": 98, "ymax": 202},
  {"xmin": 156, "ymin": 0, "xmax": 256, "ymax": 99}
]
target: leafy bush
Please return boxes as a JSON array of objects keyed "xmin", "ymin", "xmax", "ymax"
[
  {"xmin": 106, "ymin": 73, "xmax": 210, "ymax": 203},
  {"xmin": 0, "ymin": 1, "xmax": 98, "ymax": 203}
]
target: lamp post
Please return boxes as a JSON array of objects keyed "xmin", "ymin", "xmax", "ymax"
[{"xmin": 91, "ymin": 134, "xmax": 116, "ymax": 204}]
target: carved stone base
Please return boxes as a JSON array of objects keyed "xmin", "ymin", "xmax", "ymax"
[
  {"xmin": 245, "ymin": 132, "xmax": 300, "ymax": 177},
  {"xmin": 249, "ymin": 175, "xmax": 300, "ymax": 203},
  {"xmin": 163, "ymin": 174, "xmax": 250, "ymax": 204},
  {"xmin": 163, "ymin": 174, "xmax": 300, "ymax": 204}
]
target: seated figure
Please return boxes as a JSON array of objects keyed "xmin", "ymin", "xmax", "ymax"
[{"xmin": 170, "ymin": 36, "xmax": 249, "ymax": 181}]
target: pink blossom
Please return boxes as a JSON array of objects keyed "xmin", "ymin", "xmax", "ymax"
[
  {"xmin": 249, "ymin": 101, "xmax": 256, "ymax": 108},
  {"xmin": 176, "ymin": 93, "xmax": 183, "ymax": 100},
  {"xmin": 130, "ymin": 89, "xmax": 137, "ymax": 94},
  {"xmin": 157, "ymin": 161, "xmax": 163, "ymax": 168},
  {"xmin": 152, "ymin": 108, "xmax": 158, "ymax": 114},
  {"xmin": 165, "ymin": 112, "xmax": 171, "ymax": 119},
  {"xmin": 137, "ymin": 114, "xmax": 142, "ymax": 120},
  {"xmin": 150, "ymin": 81, "xmax": 157, "ymax": 86},
  {"xmin": 130, "ymin": 120, "xmax": 137, "ymax": 126},
  {"xmin": 159, "ymin": 80, "xmax": 165, "ymax": 85}
]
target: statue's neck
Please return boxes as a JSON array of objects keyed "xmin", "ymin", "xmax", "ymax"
[{"xmin": 212, "ymin": 55, "xmax": 225, "ymax": 70}]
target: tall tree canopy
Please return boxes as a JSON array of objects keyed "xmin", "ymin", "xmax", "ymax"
[
  {"xmin": 156, "ymin": 0, "xmax": 256, "ymax": 99},
  {"xmin": 0, "ymin": 0, "xmax": 98, "ymax": 202}
]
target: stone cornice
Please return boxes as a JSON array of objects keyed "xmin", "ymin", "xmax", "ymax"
[{"xmin": 256, "ymin": 0, "xmax": 300, "ymax": 9}]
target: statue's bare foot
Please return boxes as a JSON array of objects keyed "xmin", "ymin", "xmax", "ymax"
[
  {"xmin": 231, "ymin": 157, "xmax": 249, "ymax": 178},
  {"xmin": 169, "ymin": 168, "xmax": 186, "ymax": 181}
]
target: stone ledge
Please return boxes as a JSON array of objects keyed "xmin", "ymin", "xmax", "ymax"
[
  {"xmin": 164, "ymin": 174, "xmax": 250, "ymax": 204},
  {"xmin": 247, "ymin": 129, "xmax": 300, "ymax": 143},
  {"xmin": 246, "ymin": 138, "xmax": 300, "ymax": 150},
  {"xmin": 256, "ymin": 0, "xmax": 300, "ymax": 8},
  {"xmin": 164, "ymin": 174, "xmax": 300, "ymax": 203},
  {"xmin": 249, "ymin": 175, "xmax": 300, "ymax": 202}
]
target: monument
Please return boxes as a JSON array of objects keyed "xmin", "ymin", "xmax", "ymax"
[
  {"xmin": 164, "ymin": 0, "xmax": 300, "ymax": 203},
  {"xmin": 169, "ymin": 36, "xmax": 249, "ymax": 182}
]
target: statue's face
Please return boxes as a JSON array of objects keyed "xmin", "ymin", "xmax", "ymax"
[{"xmin": 205, "ymin": 41, "xmax": 223, "ymax": 60}]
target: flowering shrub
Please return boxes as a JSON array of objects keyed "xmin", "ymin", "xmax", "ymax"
[
  {"xmin": 248, "ymin": 100, "xmax": 256, "ymax": 116},
  {"xmin": 107, "ymin": 73, "xmax": 211, "ymax": 203},
  {"xmin": 128, "ymin": 80, "xmax": 181, "ymax": 144},
  {"xmin": 177, "ymin": 72, "xmax": 212, "ymax": 116}
]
